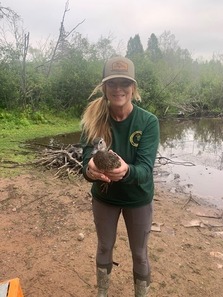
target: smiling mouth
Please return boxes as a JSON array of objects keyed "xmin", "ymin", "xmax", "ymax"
[{"xmin": 113, "ymin": 94, "xmax": 124, "ymax": 97}]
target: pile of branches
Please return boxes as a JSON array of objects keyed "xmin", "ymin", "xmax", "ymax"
[
  {"xmin": 32, "ymin": 143, "xmax": 83, "ymax": 179},
  {"xmin": 0, "ymin": 142, "xmax": 84, "ymax": 179}
]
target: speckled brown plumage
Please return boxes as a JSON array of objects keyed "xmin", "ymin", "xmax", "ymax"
[
  {"xmin": 92, "ymin": 137, "xmax": 121, "ymax": 171},
  {"xmin": 92, "ymin": 137, "xmax": 121, "ymax": 193}
]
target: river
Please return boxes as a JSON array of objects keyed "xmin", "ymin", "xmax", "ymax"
[{"xmin": 157, "ymin": 118, "xmax": 223, "ymax": 208}]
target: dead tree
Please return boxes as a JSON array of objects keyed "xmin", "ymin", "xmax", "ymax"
[
  {"xmin": 0, "ymin": 4, "xmax": 19, "ymax": 20},
  {"xmin": 20, "ymin": 32, "xmax": 30, "ymax": 107},
  {"xmin": 46, "ymin": 0, "xmax": 85, "ymax": 77}
]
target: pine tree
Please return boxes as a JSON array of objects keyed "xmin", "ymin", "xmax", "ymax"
[{"xmin": 126, "ymin": 34, "xmax": 144, "ymax": 58}]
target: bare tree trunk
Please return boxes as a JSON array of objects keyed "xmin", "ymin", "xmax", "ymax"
[{"xmin": 20, "ymin": 32, "xmax": 30, "ymax": 108}]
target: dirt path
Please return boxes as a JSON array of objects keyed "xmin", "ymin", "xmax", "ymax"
[{"xmin": 0, "ymin": 170, "xmax": 223, "ymax": 296}]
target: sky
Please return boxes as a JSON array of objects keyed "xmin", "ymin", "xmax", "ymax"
[{"xmin": 2, "ymin": 0, "xmax": 223, "ymax": 60}]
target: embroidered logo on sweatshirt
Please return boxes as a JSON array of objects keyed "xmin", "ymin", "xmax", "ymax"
[{"xmin": 130, "ymin": 131, "xmax": 142, "ymax": 147}]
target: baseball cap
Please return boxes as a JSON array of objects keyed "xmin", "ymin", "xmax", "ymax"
[{"xmin": 102, "ymin": 56, "xmax": 136, "ymax": 83}]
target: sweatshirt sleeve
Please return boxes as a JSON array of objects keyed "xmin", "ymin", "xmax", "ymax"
[{"xmin": 122, "ymin": 114, "xmax": 159, "ymax": 184}]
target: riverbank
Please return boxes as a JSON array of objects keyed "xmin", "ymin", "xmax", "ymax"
[
  {"xmin": 0, "ymin": 168, "xmax": 222, "ymax": 296},
  {"xmin": 0, "ymin": 116, "xmax": 80, "ymax": 177}
]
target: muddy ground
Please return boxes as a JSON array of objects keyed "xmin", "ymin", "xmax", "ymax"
[{"xmin": 0, "ymin": 169, "xmax": 223, "ymax": 297}]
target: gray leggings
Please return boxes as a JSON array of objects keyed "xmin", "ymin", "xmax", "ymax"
[{"xmin": 92, "ymin": 199, "xmax": 153, "ymax": 277}]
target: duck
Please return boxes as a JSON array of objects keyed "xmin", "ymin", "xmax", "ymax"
[
  {"xmin": 92, "ymin": 137, "xmax": 121, "ymax": 171},
  {"xmin": 92, "ymin": 137, "xmax": 121, "ymax": 192}
]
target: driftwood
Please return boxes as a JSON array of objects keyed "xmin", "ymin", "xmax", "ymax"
[
  {"xmin": 0, "ymin": 143, "xmax": 83, "ymax": 179},
  {"xmin": 182, "ymin": 192, "xmax": 201, "ymax": 209},
  {"xmin": 33, "ymin": 144, "xmax": 83, "ymax": 179}
]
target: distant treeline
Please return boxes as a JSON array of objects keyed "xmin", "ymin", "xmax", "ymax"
[{"xmin": 0, "ymin": 4, "xmax": 223, "ymax": 118}]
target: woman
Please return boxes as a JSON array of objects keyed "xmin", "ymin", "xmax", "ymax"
[{"xmin": 81, "ymin": 56, "xmax": 159, "ymax": 297}]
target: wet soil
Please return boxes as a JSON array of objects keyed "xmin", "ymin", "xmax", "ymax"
[{"xmin": 0, "ymin": 169, "xmax": 223, "ymax": 296}]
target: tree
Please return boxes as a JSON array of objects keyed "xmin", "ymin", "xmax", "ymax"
[
  {"xmin": 89, "ymin": 35, "xmax": 116, "ymax": 61},
  {"xmin": 159, "ymin": 30, "xmax": 179, "ymax": 54},
  {"xmin": 0, "ymin": 2, "xmax": 18, "ymax": 20},
  {"xmin": 46, "ymin": 0, "xmax": 85, "ymax": 77},
  {"xmin": 146, "ymin": 33, "xmax": 162, "ymax": 61},
  {"xmin": 126, "ymin": 34, "xmax": 144, "ymax": 58},
  {"xmin": 0, "ymin": 3, "xmax": 27, "ymax": 109}
]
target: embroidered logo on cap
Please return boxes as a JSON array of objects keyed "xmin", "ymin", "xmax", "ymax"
[{"xmin": 111, "ymin": 61, "xmax": 128, "ymax": 72}]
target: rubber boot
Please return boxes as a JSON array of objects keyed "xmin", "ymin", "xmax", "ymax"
[
  {"xmin": 134, "ymin": 279, "xmax": 150, "ymax": 297},
  {"xmin": 96, "ymin": 264, "xmax": 112, "ymax": 297},
  {"xmin": 134, "ymin": 271, "xmax": 150, "ymax": 297}
]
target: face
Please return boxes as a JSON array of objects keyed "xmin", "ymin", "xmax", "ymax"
[{"xmin": 105, "ymin": 78, "xmax": 134, "ymax": 108}]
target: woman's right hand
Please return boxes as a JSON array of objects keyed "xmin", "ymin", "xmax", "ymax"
[{"xmin": 86, "ymin": 158, "xmax": 111, "ymax": 182}]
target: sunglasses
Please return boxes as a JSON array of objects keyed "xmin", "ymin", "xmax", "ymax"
[{"xmin": 106, "ymin": 79, "xmax": 133, "ymax": 88}]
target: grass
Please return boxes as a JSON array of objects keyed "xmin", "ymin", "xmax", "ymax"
[{"xmin": 0, "ymin": 115, "xmax": 81, "ymax": 177}]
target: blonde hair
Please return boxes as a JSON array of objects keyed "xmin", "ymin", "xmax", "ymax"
[{"xmin": 81, "ymin": 82, "xmax": 141, "ymax": 148}]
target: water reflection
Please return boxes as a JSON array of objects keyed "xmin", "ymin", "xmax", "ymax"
[
  {"xmin": 158, "ymin": 118, "xmax": 223, "ymax": 208},
  {"xmin": 159, "ymin": 118, "xmax": 223, "ymax": 170}
]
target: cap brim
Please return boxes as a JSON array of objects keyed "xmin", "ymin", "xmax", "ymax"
[{"xmin": 102, "ymin": 75, "xmax": 136, "ymax": 83}]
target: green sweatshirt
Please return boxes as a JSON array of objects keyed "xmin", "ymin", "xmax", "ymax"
[{"xmin": 81, "ymin": 104, "xmax": 160, "ymax": 208}]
